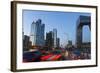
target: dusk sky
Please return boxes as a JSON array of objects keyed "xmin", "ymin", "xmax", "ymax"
[{"xmin": 23, "ymin": 10, "xmax": 91, "ymax": 46}]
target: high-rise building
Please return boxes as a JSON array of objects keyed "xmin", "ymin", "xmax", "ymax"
[
  {"xmin": 45, "ymin": 31, "xmax": 53, "ymax": 49},
  {"xmin": 45, "ymin": 28, "xmax": 59, "ymax": 49},
  {"xmin": 23, "ymin": 35, "xmax": 32, "ymax": 51},
  {"xmin": 53, "ymin": 29, "xmax": 57, "ymax": 48},
  {"xmin": 57, "ymin": 38, "xmax": 60, "ymax": 48},
  {"xmin": 30, "ymin": 19, "xmax": 45, "ymax": 47}
]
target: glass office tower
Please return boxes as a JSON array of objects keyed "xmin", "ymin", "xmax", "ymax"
[{"xmin": 30, "ymin": 19, "xmax": 45, "ymax": 47}]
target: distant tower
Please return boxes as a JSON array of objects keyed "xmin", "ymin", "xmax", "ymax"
[
  {"xmin": 30, "ymin": 19, "xmax": 45, "ymax": 47},
  {"xmin": 53, "ymin": 29, "xmax": 57, "ymax": 48},
  {"xmin": 57, "ymin": 38, "xmax": 60, "ymax": 48},
  {"xmin": 45, "ymin": 28, "xmax": 60, "ymax": 49},
  {"xmin": 45, "ymin": 31, "xmax": 54, "ymax": 49},
  {"xmin": 41, "ymin": 24, "xmax": 45, "ymax": 46},
  {"xmin": 30, "ymin": 21, "xmax": 36, "ymax": 45},
  {"xmin": 23, "ymin": 35, "xmax": 31, "ymax": 51}
]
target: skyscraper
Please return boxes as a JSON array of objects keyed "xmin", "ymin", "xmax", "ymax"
[
  {"xmin": 46, "ymin": 28, "xmax": 59, "ymax": 49},
  {"xmin": 30, "ymin": 19, "xmax": 45, "ymax": 47},
  {"xmin": 53, "ymin": 29, "xmax": 57, "ymax": 48},
  {"xmin": 57, "ymin": 38, "xmax": 60, "ymax": 48},
  {"xmin": 41, "ymin": 24, "xmax": 45, "ymax": 46},
  {"xmin": 23, "ymin": 35, "xmax": 32, "ymax": 51},
  {"xmin": 45, "ymin": 31, "xmax": 54, "ymax": 48}
]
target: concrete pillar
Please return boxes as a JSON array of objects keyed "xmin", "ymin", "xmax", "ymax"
[{"xmin": 76, "ymin": 24, "xmax": 82, "ymax": 49}]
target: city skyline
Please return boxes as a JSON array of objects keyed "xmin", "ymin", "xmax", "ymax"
[{"xmin": 23, "ymin": 10, "xmax": 91, "ymax": 45}]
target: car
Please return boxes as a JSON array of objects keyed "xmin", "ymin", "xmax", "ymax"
[
  {"xmin": 41, "ymin": 54, "xmax": 62, "ymax": 61},
  {"xmin": 52, "ymin": 50, "xmax": 62, "ymax": 55},
  {"xmin": 23, "ymin": 51, "xmax": 41, "ymax": 62}
]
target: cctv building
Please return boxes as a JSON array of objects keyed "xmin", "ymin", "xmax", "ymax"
[{"xmin": 30, "ymin": 19, "xmax": 45, "ymax": 47}]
